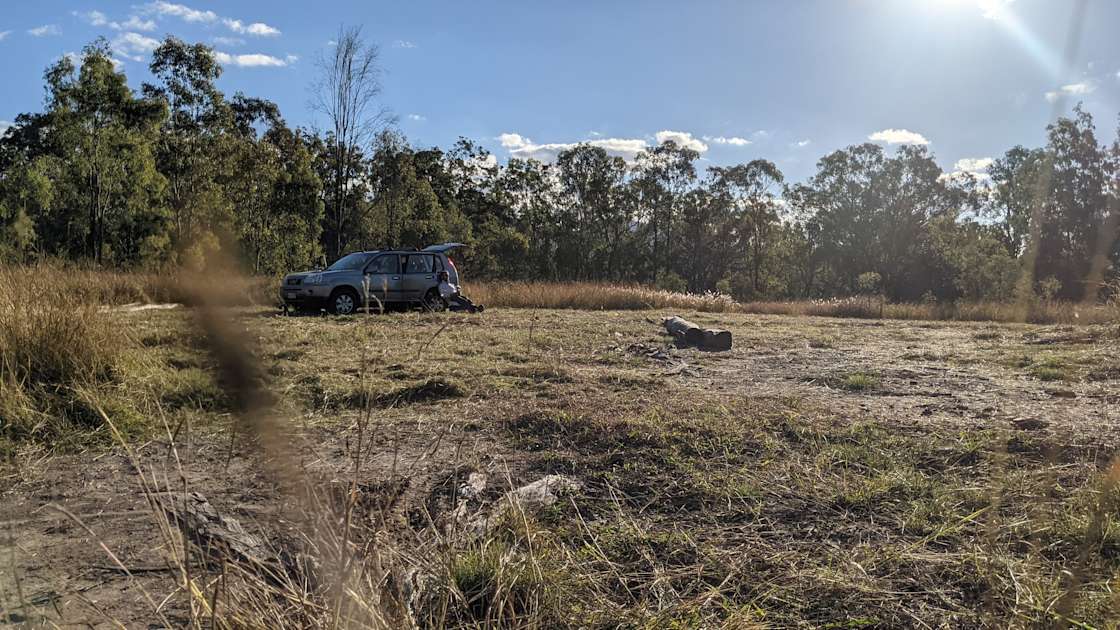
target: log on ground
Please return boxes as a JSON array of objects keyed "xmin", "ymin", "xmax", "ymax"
[{"xmin": 662, "ymin": 316, "xmax": 732, "ymax": 351}]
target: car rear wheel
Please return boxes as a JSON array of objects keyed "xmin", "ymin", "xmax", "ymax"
[
  {"xmin": 329, "ymin": 288, "xmax": 360, "ymax": 315},
  {"xmin": 423, "ymin": 288, "xmax": 446, "ymax": 312}
]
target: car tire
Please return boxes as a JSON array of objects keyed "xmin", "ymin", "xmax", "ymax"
[
  {"xmin": 329, "ymin": 288, "xmax": 360, "ymax": 315},
  {"xmin": 423, "ymin": 288, "xmax": 446, "ymax": 312}
]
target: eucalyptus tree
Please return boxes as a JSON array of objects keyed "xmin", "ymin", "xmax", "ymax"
[
  {"xmin": 796, "ymin": 143, "xmax": 960, "ymax": 299},
  {"xmin": 143, "ymin": 37, "xmax": 229, "ymax": 256},
  {"xmin": 40, "ymin": 40, "xmax": 167, "ymax": 264},
  {"xmin": 988, "ymin": 146, "xmax": 1046, "ymax": 257},
  {"xmin": 708, "ymin": 160, "xmax": 784, "ymax": 296},
  {"xmin": 312, "ymin": 25, "xmax": 392, "ymax": 259},
  {"xmin": 493, "ymin": 157, "xmax": 560, "ymax": 279},
  {"xmin": 555, "ymin": 144, "xmax": 628, "ymax": 279},
  {"xmin": 1036, "ymin": 106, "xmax": 1114, "ymax": 299},
  {"xmin": 633, "ymin": 140, "xmax": 700, "ymax": 283}
]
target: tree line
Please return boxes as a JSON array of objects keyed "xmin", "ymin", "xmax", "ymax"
[{"xmin": 1, "ymin": 35, "xmax": 1117, "ymax": 303}]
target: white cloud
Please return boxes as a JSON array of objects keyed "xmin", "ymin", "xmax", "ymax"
[
  {"xmin": 213, "ymin": 51, "xmax": 289, "ymax": 68},
  {"xmin": 116, "ymin": 16, "xmax": 157, "ymax": 31},
  {"xmin": 793, "ymin": 139, "xmax": 811, "ymax": 148},
  {"xmin": 941, "ymin": 157, "xmax": 994, "ymax": 184},
  {"xmin": 978, "ymin": 0, "xmax": 1014, "ymax": 20},
  {"xmin": 28, "ymin": 24, "xmax": 61, "ymax": 37},
  {"xmin": 394, "ymin": 40, "xmax": 416, "ymax": 48},
  {"xmin": 655, "ymin": 130, "xmax": 708, "ymax": 152},
  {"xmin": 940, "ymin": 171, "xmax": 992, "ymax": 185},
  {"xmin": 75, "ymin": 10, "xmax": 109, "ymax": 26},
  {"xmin": 112, "ymin": 32, "xmax": 160, "ymax": 61},
  {"xmin": 145, "ymin": 1, "xmax": 217, "ymax": 23},
  {"xmin": 285, "ymin": 53, "xmax": 299, "ymax": 63},
  {"xmin": 407, "ymin": 113, "xmax": 426, "ymax": 122},
  {"xmin": 0, "ymin": 120, "xmax": 12, "ymax": 136},
  {"xmin": 498, "ymin": 133, "xmax": 528, "ymax": 147},
  {"xmin": 953, "ymin": 157, "xmax": 994, "ymax": 174},
  {"xmin": 499, "ymin": 132, "xmax": 649, "ymax": 162},
  {"xmin": 752, "ymin": 130, "xmax": 770, "ymax": 139},
  {"xmin": 145, "ymin": 2, "xmax": 277, "ymax": 36},
  {"xmin": 0, "ymin": 30, "xmax": 11, "ymax": 42},
  {"xmin": 75, "ymin": 10, "xmax": 156, "ymax": 31},
  {"xmin": 869, "ymin": 128, "xmax": 930, "ymax": 145},
  {"xmin": 223, "ymin": 18, "xmax": 280, "ymax": 37},
  {"xmin": 213, "ymin": 36, "xmax": 245, "ymax": 46},
  {"xmin": 248, "ymin": 23, "xmax": 280, "ymax": 36},
  {"xmin": 1060, "ymin": 81, "xmax": 1095, "ymax": 95},
  {"xmin": 1044, "ymin": 81, "xmax": 1097, "ymax": 103},
  {"xmin": 703, "ymin": 135, "xmax": 751, "ymax": 147}
]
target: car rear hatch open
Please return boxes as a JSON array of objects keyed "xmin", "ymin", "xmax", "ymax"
[{"xmin": 422, "ymin": 242, "xmax": 467, "ymax": 253}]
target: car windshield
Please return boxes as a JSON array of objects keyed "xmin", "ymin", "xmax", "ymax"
[{"xmin": 326, "ymin": 252, "xmax": 374, "ymax": 271}]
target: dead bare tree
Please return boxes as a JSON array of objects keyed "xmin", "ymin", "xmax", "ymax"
[{"xmin": 312, "ymin": 26, "xmax": 393, "ymax": 260}]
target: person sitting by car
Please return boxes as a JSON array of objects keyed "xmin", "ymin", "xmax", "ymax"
[{"xmin": 437, "ymin": 270, "xmax": 483, "ymax": 313}]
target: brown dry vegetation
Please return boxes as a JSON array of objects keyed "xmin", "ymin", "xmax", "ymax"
[
  {"xmin": 468, "ymin": 282, "xmax": 1118, "ymax": 325},
  {"xmin": 3, "ymin": 270, "xmax": 1120, "ymax": 627},
  {"xmin": 4, "ymin": 265, "xmax": 1117, "ymax": 324}
]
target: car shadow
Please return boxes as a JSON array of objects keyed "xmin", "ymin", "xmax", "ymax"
[{"xmin": 261, "ymin": 303, "xmax": 447, "ymax": 319}]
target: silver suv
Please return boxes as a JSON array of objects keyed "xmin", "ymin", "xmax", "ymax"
[{"xmin": 280, "ymin": 243, "xmax": 464, "ymax": 314}]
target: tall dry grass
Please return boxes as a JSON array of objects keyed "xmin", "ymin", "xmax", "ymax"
[
  {"xmin": 733, "ymin": 296, "xmax": 1117, "ymax": 325},
  {"xmin": 465, "ymin": 281, "xmax": 740, "ymax": 312},
  {"xmin": 465, "ymin": 282, "xmax": 1116, "ymax": 325},
  {"xmin": 0, "ymin": 267, "xmax": 127, "ymax": 448},
  {"xmin": 0, "ymin": 264, "xmax": 1115, "ymax": 325},
  {"xmin": 0, "ymin": 262, "xmax": 277, "ymax": 307}
]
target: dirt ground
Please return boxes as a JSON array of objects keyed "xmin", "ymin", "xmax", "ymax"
[{"xmin": 3, "ymin": 307, "xmax": 1119, "ymax": 627}]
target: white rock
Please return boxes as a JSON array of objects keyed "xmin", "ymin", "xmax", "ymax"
[{"xmin": 506, "ymin": 475, "xmax": 580, "ymax": 509}]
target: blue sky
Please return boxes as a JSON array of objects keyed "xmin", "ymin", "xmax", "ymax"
[{"xmin": 1, "ymin": 0, "xmax": 1119, "ymax": 183}]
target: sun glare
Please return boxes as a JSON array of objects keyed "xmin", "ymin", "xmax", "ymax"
[
  {"xmin": 923, "ymin": 0, "xmax": 1012, "ymax": 20},
  {"xmin": 921, "ymin": 0, "xmax": 1060, "ymax": 78}
]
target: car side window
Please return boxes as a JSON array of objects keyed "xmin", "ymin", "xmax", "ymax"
[
  {"xmin": 405, "ymin": 255, "xmax": 434, "ymax": 274},
  {"xmin": 367, "ymin": 255, "xmax": 400, "ymax": 275}
]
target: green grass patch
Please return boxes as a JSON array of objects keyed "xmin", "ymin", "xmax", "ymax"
[{"xmin": 842, "ymin": 372, "xmax": 879, "ymax": 391}]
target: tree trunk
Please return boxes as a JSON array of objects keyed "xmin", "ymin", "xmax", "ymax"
[{"xmin": 662, "ymin": 316, "xmax": 733, "ymax": 351}]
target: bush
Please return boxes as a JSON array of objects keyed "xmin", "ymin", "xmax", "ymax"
[{"xmin": 655, "ymin": 270, "xmax": 689, "ymax": 294}]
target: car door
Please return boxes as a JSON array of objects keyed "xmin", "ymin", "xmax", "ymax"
[
  {"xmin": 401, "ymin": 254, "xmax": 437, "ymax": 300},
  {"xmin": 363, "ymin": 254, "xmax": 403, "ymax": 304}
]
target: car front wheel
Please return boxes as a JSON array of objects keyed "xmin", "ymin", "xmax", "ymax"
[{"xmin": 329, "ymin": 288, "xmax": 359, "ymax": 315}]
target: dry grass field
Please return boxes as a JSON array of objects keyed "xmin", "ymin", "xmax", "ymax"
[{"xmin": 2, "ymin": 273, "xmax": 1120, "ymax": 628}]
